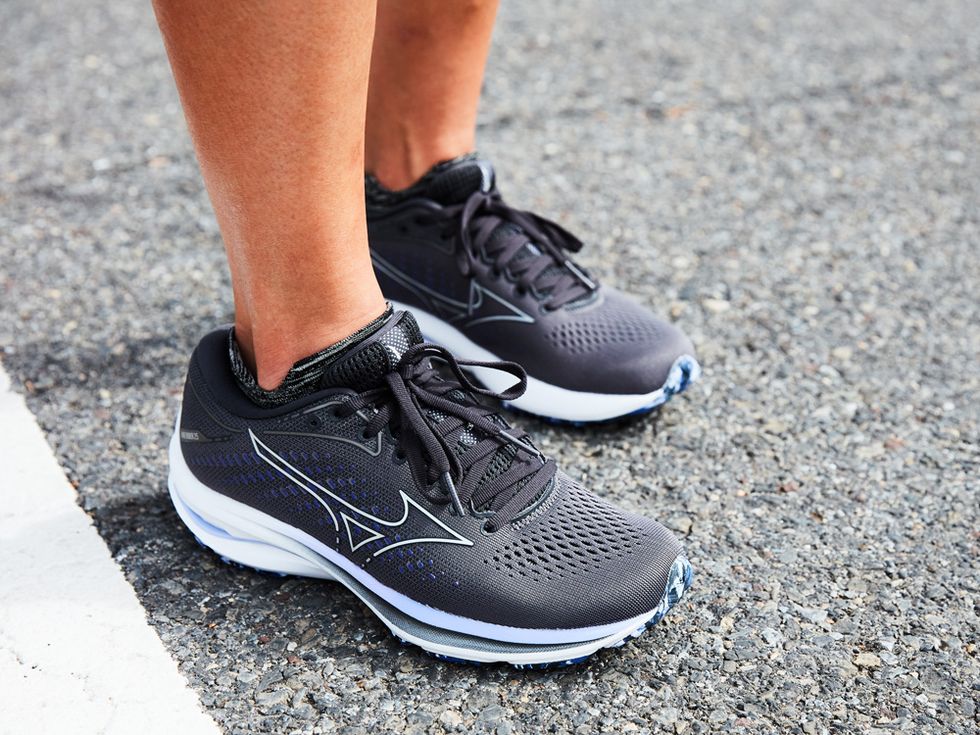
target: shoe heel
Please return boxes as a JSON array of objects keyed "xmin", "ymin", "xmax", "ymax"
[
  {"xmin": 169, "ymin": 474, "xmax": 333, "ymax": 579},
  {"xmin": 168, "ymin": 421, "xmax": 335, "ymax": 580}
]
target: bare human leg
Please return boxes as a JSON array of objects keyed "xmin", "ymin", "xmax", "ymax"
[
  {"xmin": 152, "ymin": 0, "xmax": 386, "ymax": 389},
  {"xmin": 365, "ymin": 0, "xmax": 500, "ymax": 190}
]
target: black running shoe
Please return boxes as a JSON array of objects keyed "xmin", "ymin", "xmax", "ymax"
[
  {"xmin": 365, "ymin": 156, "xmax": 701, "ymax": 423},
  {"xmin": 169, "ymin": 311, "xmax": 692, "ymax": 666}
]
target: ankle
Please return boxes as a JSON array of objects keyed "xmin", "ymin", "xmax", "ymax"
[
  {"xmin": 237, "ymin": 298, "xmax": 388, "ymax": 391},
  {"xmin": 365, "ymin": 135, "xmax": 476, "ymax": 191}
]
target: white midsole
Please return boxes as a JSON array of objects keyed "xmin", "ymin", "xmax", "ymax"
[
  {"xmin": 388, "ymin": 299, "xmax": 696, "ymax": 421},
  {"xmin": 168, "ymin": 426, "xmax": 660, "ymax": 648}
]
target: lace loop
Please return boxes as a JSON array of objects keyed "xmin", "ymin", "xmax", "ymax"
[
  {"xmin": 338, "ymin": 342, "xmax": 556, "ymax": 528},
  {"xmin": 442, "ymin": 190, "xmax": 597, "ymax": 309}
]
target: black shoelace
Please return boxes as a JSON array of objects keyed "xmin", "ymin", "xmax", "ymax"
[
  {"xmin": 335, "ymin": 343, "xmax": 557, "ymax": 532},
  {"xmin": 422, "ymin": 190, "xmax": 598, "ymax": 311}
]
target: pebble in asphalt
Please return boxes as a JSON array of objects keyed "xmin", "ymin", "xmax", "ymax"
[{"xmin": 1, "ymin": 0, "xmax": 978, "ymax": 733}]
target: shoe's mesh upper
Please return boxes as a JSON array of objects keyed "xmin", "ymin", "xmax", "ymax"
[
  {"xmin": 375, "ymin": 243, "xmax": 472, "ymax": 303},
  {"xmin": 492, "ymin": 478, "xmax": 647, "ymax": 582},
  {"xmin": 545, "ymin": 303, "xmax": 671, "ymax": 355}
]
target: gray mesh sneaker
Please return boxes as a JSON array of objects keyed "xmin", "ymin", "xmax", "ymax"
[
  {"xmin": 366, "ymin": 155, "xmax": 701, "ymax": 423},
  {"xmin": 170, "ymin": 311, "xmax": 693, "ymax": 666}
]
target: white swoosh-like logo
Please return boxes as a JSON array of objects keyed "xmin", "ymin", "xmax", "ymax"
[
  {"xmin": 371, "ymin": 252, "xmax": 534, "ymax": 328},
  {"xmin": 249, "ymin": 429, "xmax": 473, "ymax": 556}
]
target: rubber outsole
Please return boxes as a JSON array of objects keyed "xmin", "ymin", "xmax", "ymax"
[
  {"xmin": 169, "ymin": 426, "xmax": 694, "ymax": 667},
  {"xmin": 387, "ymin": 299, "xmax": 701, "ymax": 423}
]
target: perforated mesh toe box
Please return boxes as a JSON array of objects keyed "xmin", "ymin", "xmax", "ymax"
[
  {"xmin": 541, "ymin": 288, "xmax": 696, "ymax": 394},
  {"xmin": 459, "ymin": 286, "xmax": 695, "ymax": 395},
  {"xmin": 473, "ymin": 472, "xmax": 684, "ymax": 629},
  {"xmin": 547, "ymin": 307, "xmax": 673, "ymax": 356}
]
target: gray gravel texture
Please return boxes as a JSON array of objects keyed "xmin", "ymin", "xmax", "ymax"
[{"xmin": 2, "ymin": 0, "xmax": 979, "ymax": 733}]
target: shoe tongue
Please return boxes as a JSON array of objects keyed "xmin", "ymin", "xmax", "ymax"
[
  {"xmin": 420, "ymin": 156, "xmax": 495, "ymax": 205},
  {"xmin": 319, "ymin": 311, "xmax": 423, "ymax": 392}
]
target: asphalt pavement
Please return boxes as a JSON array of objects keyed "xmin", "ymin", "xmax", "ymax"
[{"xmin": 1, "ymin": 0, "xmax": 978, "ymax": 733}]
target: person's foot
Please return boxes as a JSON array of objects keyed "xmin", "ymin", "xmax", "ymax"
[
  {"xmin": 169, "ymin": 311, "xmax": 693, "ymax": 666},
  {"xmin": 365, "ymin": 155, "xmax": 701, "ymax": 423}
]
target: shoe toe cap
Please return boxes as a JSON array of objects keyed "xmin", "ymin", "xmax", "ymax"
[
  {"xmin": 553, "ymin": 289, "xmax": 698, "ymax": 395},
  {"xmin": 613, "ymin": 316, "xmax": 697, "ymax": 394},
  {"xmin": 495, "ymin": 477, "xmax": 686, "ymax": 630}
]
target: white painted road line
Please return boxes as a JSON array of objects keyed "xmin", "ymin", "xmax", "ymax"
[{"xmin": 0, "ymin": 365, "xmax": 220, "ymax": 735}]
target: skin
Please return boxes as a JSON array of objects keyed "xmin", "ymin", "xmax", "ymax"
[
  {"xmin": 366, "ymin": 0, "xmax": 500, "ymax": 190},
  {"xmin": 153, "ymin": 0, "xmax": 499, "ymax": 388}
]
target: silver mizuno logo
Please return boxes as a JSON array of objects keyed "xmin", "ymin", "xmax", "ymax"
[
  {"xmin": 248, "ymin": 429, "xmax": 472, "ymax": 556},
  {"xmin": 371, "ymin": 252, "xmax": 535, "ymax": 328}
]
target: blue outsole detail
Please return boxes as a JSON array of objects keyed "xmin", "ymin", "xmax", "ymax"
[
  {"xmin": 195, "ymin": 528, "xmax": 693, "ymax": 668},
  {"xmin": 193, "ymin": 534, "xmax": 289, "ymax": 578}
]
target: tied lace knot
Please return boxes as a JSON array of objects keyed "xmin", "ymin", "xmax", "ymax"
[
  {"xmin": 335, "ymin": 343, "xmax": 556, "ymax": 531},
  {"xmin": 422, "ymin": 189, "xmax": 598, "ymax": 310}
]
